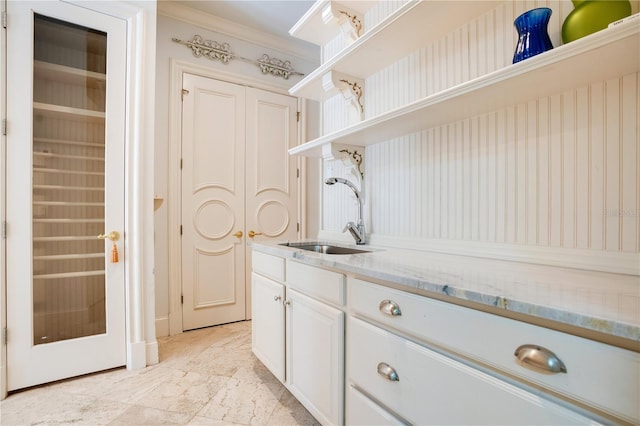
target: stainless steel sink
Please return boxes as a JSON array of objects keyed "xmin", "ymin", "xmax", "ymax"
[{"xmin": 280, "ymin": 242, "xmax": 370, "ymax": 255}]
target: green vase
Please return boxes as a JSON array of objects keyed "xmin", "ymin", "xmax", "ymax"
[{"xmin": 561, "ymin": 0, "xmax": 632, "ymax": 43}]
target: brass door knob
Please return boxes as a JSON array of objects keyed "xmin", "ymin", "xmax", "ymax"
[
  {"xmin": 233, "ymin": 230, "xmax": 243, "ymax": 238},
  {"xmin": 248, "ymin": 230, "xmax": 262, "ymax": 238},
  {"xmin": 97, "ymin": 231, "xmax": 120, "ymax": 242}
]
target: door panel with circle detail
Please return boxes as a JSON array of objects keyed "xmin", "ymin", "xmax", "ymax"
[{"xmin": 181, "ymin": 74, "xmax": 246, "ymax": 330}]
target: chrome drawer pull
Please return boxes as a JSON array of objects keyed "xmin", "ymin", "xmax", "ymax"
[
  {"xmin": 377, "ymin": 362, "xmax": 399, "ymax": 381},
  {"xmin": 379, "ymin": 299, "xmax": 401, "ymax": 317},
  {"xmin": 514, "ymin": 344, "xmax": 567, "ymax": 373}
]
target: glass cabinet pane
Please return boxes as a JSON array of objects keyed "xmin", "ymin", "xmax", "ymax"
[{"xmin": 32, "ymin": 14, "xmax": 108, "ymax": 345}]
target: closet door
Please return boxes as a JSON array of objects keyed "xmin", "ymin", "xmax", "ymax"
[
  {"xmin": 6, "ymin": 1, "xmax": 127, "ymax": 390},
  {"xmin": 181, "ymin": 73, "xmax": 246, "ymax": 330},
  {"xmin": 245, "ymin": 87, "xmax": 299, "ymax": 318}
]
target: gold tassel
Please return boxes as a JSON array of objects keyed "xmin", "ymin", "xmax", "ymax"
[{"xmin": 111, "ymin": 242, "xmax": 119, "ymax": 263}]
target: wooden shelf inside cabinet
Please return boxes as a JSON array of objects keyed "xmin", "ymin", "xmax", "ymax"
[
  {"xmin": 290, "ymin": 23, "xmax": 640, "ymax": 157},
  {"xmin": 289, "ymin": 0, "xmax": 376, "ymax": 46},
  {"xmin": 34, "ymin": 61, "xmax": 106, "ymax": 88},
  {"xmin": 34, "ymin": 102, "xmax": 105, "ymax": 123},
  {"xmin": 290, "ymin": 0, "xmax": 501, "ymax": 100}
]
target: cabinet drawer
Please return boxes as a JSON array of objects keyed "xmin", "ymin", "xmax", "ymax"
[
  {"xmin": 286, "ymin": 260, "xmax": 345, "ymax": 306},
  {"xmin": 346, "ymin": 385, "xmax": 404, "ymax": 426},
  {"xmin": 252, "ymin": 251, "xmax": 285, "ymax": 282},
  {"xmin": 347, "ymin": 317, "xmax": 594, "ymax": 425},
  {"xmin": 348, "ymin": 277, "xmax": 640, "ymax": 423}
]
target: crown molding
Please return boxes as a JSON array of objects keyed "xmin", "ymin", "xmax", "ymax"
[{"xmin": 157, "ymin": 1, "xmax": 319, "ymax": 64}]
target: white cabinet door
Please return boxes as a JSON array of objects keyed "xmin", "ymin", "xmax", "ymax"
[
  {"xmin": 286, "ymin": 288, "xmax": 344, "ymax": 426},
  {"xmin": 251, "ymin": 273, "xmax": 285, "ymax": 382}
]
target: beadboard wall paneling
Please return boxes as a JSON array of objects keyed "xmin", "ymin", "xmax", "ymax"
[
  {"xmin": 321, "ymin": 1, "xmax": 640, "ymax": 273},
  {"xmin": 363, "ymin": 74, "xmax": 639, "ymax": 251}
]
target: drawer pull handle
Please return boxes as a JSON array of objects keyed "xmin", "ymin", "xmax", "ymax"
[
  {"xmin": 514, "ymin": 344, "xmax": 567, "ymax": 374},
  {"xmin": 379, "ymin": 299, "xmax": 401, "ymax": 317},
  {"xmin": 273, "ymin": 295, "xmax": 281, "ymax": 302},
  {"xmin": 377, "ymin": 362, "xmax": 399, "ymax": 381}
]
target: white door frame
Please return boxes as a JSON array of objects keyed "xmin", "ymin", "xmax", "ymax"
[
  {"xmin": 167, "ymin": 59, "xmax": 306, "ymax": 335},
  {"xmin": 0, "ymin": 0, "xmax": 157, "ymax": 398}
]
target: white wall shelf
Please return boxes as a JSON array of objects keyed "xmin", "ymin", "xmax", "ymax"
[
  {"xmin": 289, "ymin": 0, "xmax": 501, "ymax": 101},
  {"xmin": 289, "ymin": 0, "xmax": 377, "ymax": 46},
  {"xmin": 289, "ymin": 23, "xmax": 639, "ymax": 157}
]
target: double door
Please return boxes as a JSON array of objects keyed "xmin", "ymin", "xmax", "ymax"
[{"xmin": 181, "ymin": 74, "xmax": 299, "ymax": 330}]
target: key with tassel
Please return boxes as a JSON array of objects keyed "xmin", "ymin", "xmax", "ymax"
[{"xmin": 111, "ymin": 242, "xmax": 119, "ymax": 263}]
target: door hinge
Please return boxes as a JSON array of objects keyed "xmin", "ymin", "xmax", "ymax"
[
  {"xmin": 2, "ymin": 221, "xmax": 6, "ymax": 239},
  {"xmin": 180, "ymin": 225, "xmax": 183, "ymax": 235},
  {"xmin": 181, "ymin": 294, "xmax": 184, "ymax": 304},
  {"xmin": 2, "ymin": 11, "xmax": 7, "ymax": 29},
  {"xmin": 296, "ymin": 111, "xmax": 300, "ymax": 122},
  {"xmin": 2, "ymin": 119, "xmax": 7, "ymax": 136},
  {"xmin": 297, "ymin": 222, "xmax": 300, "ymax": 232},
  {"xmin": 2, "ymin": 327, "xmax": 7, "ymax": 345},
  {"xmin": 296, "ymin": 168, "xmax": 300, "ymax": 178},
  {"xmin": 180, "ymin": 158, "xmax": 183, "ymax": 170},
  {"xmin": 181, "ymin": 89, "xmax": 189, "ymax": 101}
]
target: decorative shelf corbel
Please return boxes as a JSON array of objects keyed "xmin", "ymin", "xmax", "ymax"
[
  {"xmin": 322, "ymin": 143, "xmax": 365, "ymax": 181},
  {"xmin": 321, "ymin": 1, "xmax": 363, "ymax": 43},
  {"xmin": 322, "ymin": 71, "xmax": 364, "ymax": 121}
]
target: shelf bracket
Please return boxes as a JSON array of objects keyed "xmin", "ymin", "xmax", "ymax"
[
  {"xmin": 322, "ymin": 71, "xmax": 364, "ymax": 121},
  {"xmin": 321, "ymin": 1, "xmax": 363, "ymax": 43},
  {"xmin": 322, "ymin": 143, "xmax": 365, "ymax": 182}
]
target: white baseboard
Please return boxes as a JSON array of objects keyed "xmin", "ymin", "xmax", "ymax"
[
  {"xmin": 146, "ymin": 340, "xmax": 159, "ymax": 366},
  {"xmin": 127, "ymin": 341, "xmax": 147, "ymax": 370},
  {"xmin": 318, "ymin": 230, "xmax": 639, "ymax": 275},
  {"xmin": 155, "ymin": 316, "xmax": 169, "ymax": 338}
]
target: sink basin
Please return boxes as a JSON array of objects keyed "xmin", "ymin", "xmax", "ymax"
[{"xmin": 280, "ymin": 242, "xmax": 370, "ymax": 255}]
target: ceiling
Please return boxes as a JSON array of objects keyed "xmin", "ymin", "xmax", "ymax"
[{"xmin": 172, "ymin": 0, "xmax": 315, "ymax": 40}]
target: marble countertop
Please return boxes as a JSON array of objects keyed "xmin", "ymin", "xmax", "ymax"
[{"xmin": 252, "ymin": 240, "xmax": 640, "ymax": 348}]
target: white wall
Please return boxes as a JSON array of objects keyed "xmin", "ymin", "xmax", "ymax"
[
  {"xmin": 320, "ymin": 0, "xmax": 639, "ymax": 274},
  {"xmin": 153, "ymin": 10, "xmax": 319, "ymax": 336}
]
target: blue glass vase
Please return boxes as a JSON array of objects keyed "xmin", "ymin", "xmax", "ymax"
[{"xmin": 513, "ymin": 8, "xmax": 554, "ymax": 64}]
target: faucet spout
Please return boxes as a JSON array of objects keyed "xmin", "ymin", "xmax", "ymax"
[
  {"xmin": 343, "ymin": 222, "xmax": 365, "ymax": 245},
  {"xmin": 325, "ymin": 177, "xmax": 366, "ymax": 245}
]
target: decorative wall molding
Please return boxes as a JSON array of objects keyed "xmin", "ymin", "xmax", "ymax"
[
  {"xmin": 172, "ymin": 36, "xmax": 304, "ymax": 80},
  {"xmin": 157, "ymin": 1, "xmax": 318, "ymax": 63}
]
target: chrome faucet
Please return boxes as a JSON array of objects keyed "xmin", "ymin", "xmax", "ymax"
[{"xmin": 324, "ymin": 177, "xmax": 366, "ymax": 245}]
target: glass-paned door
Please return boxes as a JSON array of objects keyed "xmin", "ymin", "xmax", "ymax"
[
  {"xmin": 32, "ymin": 14, "xmax": 108, "ymax": 345},
  {"xmin": 6, "ymin": 1, "xmax": 127, "ymax": 391}
]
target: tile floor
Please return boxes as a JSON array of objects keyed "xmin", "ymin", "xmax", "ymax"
[{"xmin": 0, "ymin": 321, "xmax": 320, "ymax": 425}]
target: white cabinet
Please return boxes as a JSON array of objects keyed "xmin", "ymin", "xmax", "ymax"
[
  {"xmin": 251, "ymin": 252, "xmax": 345, "ymax": 425},
  {"xmin": 251, "ymin": 272, "xmax": 285, "ymax": 382},
  {"xmin": 286, "ymin": 288, "xmax": 344, "ymax": 425}
]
